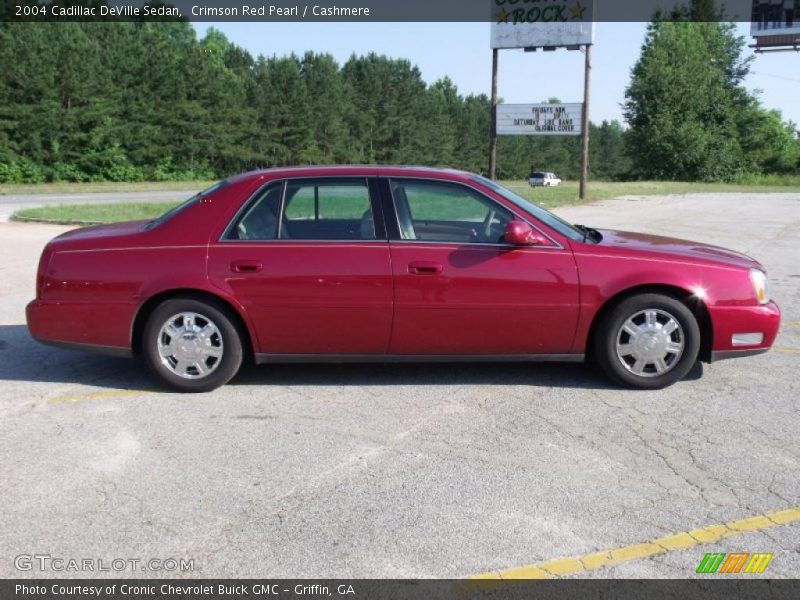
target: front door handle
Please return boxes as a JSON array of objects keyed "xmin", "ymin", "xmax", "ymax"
[
  {"xmin": 230, "ymin": 260, "xmax": 262, "ymax": 274},
  {"xmin": 408, "ymin": 261, "xmax": 443, "ymax": 275}
]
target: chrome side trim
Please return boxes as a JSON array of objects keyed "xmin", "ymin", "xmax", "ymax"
[
  {"xmin": 255, "ymin": 353, "xmax": 584, "ymax": 365},
  {"xmin": 386, "ymin": 240, "xmax": 567, "ymax": 251}
]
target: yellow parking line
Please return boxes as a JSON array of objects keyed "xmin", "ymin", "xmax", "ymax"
[
  {"xmin": 48, "ymin": 389, "xmax": 153, "ymax": 404},
  {"xmin": 774, "ymin": 347, "xmax": 800, "ymax": 355},
  {"xmin": 469, "ymin": 506, "xmax": 800, "ymax": 580}
]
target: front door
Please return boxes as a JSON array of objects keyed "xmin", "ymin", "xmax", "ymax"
[
  {"xmin": 385, "ymin": 178, "xmax": 580, "ymax": 355},
  {"xmin": 208, "ymin": 177, "xmax": 393, "ymax": 355}
]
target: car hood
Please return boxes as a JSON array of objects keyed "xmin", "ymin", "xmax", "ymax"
[
  {"xmin": 52, "ymin": 220, "xmax": 149, "ymax": 243},
  {"xmin": 595, "ymin": 229, "xmax": 762, "ymax": 270}
]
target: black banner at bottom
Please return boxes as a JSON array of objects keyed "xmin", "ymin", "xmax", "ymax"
[{"xmin": 4, "ymin": 579, "xmax": 800, "ymax": 600}]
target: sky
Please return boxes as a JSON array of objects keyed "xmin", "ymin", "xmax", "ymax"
[{"xmin": 192, "ymin": 22, "xmax": 800, "ymax": 127}]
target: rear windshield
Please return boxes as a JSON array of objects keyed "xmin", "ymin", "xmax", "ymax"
[{"xmin": 144, "ymin": 179, "xmax": 229, "ymax": 230}]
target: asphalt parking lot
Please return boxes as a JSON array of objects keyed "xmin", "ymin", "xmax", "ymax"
[{"xmin": 1, "ymin": 192, "xmax": 799, "ymax": 579}]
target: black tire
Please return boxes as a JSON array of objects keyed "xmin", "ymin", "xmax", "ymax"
[
  {"xmin": 142, "ymin": 297, "xmax": 244, "ymax": 392},
  {"xmin": 594, "ymin": 293, "xmax": 700, "ymax": 389}
]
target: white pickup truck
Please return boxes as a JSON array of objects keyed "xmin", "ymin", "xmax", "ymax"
[{"xmin": 528, "ymin": 171, "xmax": 562, "ymax": 187}]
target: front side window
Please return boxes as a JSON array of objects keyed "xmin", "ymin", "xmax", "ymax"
[
  {"xmin": 389, "ymin": 179, "xmax": 514, "ymax": 244},
  {"xmin": 226, "ymin": 179, "xmax": 377, "ymax": 241},
  {"xmin": 472, "ymin": 175, "xmax": 584, "ymax": 242}
]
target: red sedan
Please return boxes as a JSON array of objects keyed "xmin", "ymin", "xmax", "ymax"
[{"xmin": 26, "ymin": 166, "xmax": 781, "ymax": 392}]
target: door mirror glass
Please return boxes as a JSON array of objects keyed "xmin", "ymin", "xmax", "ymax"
[{"xmin": 504, "ymin": 220, "xmax": 549, "ymax": 246}]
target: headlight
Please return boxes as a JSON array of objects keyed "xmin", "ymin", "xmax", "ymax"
[{"xmin": 750, "ymin": 269, "xmax": 769, "ymax": 305}]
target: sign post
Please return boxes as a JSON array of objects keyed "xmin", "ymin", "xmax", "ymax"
[
  {"xmin": 489, "ymin": 48, "xmax": 499, "ymax": 180},
  {"xmin": 579, "ymin": 43, "xmax": 592, "ymax": 200},
  {"xmin": 489, "ymin": 0, "xmax": 595, "ymax": 195}
]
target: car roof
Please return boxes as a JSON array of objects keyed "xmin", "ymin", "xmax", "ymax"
[{"xmin": 229, "ymin": 165, "xmax": 480, "ymax": 184}]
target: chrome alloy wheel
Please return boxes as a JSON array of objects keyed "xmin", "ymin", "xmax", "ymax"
[
  {"xmin": 615, "ymin": 309, "xmax": 685, "ymax": 378},
  {"xmin": 157, "ymin": 312, "xmax": 223, "ymax": 379}
]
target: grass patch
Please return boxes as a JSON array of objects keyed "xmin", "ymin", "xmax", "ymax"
[
  {"xmin": 13, "ymin": 201, "xmax": 180, "ymax": 225},
  {"xmin": 0, "ymin": 180, "xmax": 212, "ymax": 196},
  {"xmin": 10, "ymin": 179, "xmax": 800, "ymax": 225},
  {"xmin": 500, "ymin": 180, "xmax": 800, "ymax": 209},
  {"xmin": 732, "ymin": 173, "xmax": 800, "ymax": 187}
]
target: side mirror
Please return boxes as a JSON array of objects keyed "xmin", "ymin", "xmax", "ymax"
[{"xmin": 504, "ymin": 220, "xmax": 549, "ymax": 246}]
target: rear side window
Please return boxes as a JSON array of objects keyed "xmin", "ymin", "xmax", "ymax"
[
  {"xmin": 225, "ymin": 178, "xmax": 378, "ymax": 241},
  {"xmin": 281, "ymin": 180, "xmax": 375, "ymax": 240}
]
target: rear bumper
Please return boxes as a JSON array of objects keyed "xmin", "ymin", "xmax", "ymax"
[
  {"xmin": 708, "ymin": 301, "xmax": 781, "ymax": 359},
  {"xmin": 26, "ymin": 299, "xmax": 134, "ymax": 355}
]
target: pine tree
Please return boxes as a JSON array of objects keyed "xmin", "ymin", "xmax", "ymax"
[
  {"xmin": 300, "ymin": 52, "xmax": 352, "ymax": 163},
  {"xmin": 624, "ymin": 19, "xmax": 749, "ymax": 181}
]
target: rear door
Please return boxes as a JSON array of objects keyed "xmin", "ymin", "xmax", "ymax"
[
  {"xmin": 207, "ymin": 177, "xmax": 393, "ymax": 355},
  {"xmin": 383, "ymin": 177, "xmax": 580, "ymax": 355}
]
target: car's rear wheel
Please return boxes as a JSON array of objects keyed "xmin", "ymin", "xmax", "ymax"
[
  {"xmin": 595, "ymin": 293, "xmax": 700, "ymax": 389},
  {"xmin": 143, "ymin": 297, "xmax": 243, "ymax": 392}
]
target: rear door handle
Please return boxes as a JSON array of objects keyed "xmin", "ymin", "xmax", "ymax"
[
  {"xmin": 230, "ymin": 260, "xmax": 262, "ymax": 274},
  {"xmin": 408, "ymin": 261, "xmax": 443, "ymax": 275}
]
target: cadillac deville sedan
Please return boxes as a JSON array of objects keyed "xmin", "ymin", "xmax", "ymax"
[{"xmin": 27, "ymin": 166, "xmax": 781, "ymax": 392}]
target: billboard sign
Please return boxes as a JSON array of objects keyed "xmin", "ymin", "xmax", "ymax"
[
  {"xmin": 496, "ymin": 103, "xmax": 583, "ymax": 136},
  {"xmin": 751, "ymin": 0, "xmax": 800, "ymax": 37},
  {"xmin": 490, "ymin": 0, "xmax": 595, "ymax": 49}
]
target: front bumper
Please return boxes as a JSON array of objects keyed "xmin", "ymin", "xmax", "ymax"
[{"xmin": 708, "ymin": 301, "xmax": 781, "ymax": 362}]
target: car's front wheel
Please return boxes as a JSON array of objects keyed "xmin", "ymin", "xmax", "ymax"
[
  {"xmin": 595, "ymin": 293, "xmax": 700, "ymax": 389},
  {"xmin": 142, "ymin": 297, "xmax": 244, "ymax": 392}
]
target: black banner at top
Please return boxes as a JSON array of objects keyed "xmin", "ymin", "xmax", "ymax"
[{"xmin": 2, "ymin": 0, "xmax": 793, "ymax": 22}]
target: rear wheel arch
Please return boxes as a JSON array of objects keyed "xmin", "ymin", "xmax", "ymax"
[
  {"xmin": 585, "ymin": 284, "xmax": 713, "ymax": 363},
  {"xmin": 131, "ymin": 289, "xmax": 256, "ymax": 361}
]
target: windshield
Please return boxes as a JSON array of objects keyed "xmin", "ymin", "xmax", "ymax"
[
  {"xmin": 471, "ymin": 176, "xmax": 585, "ymax": 242},
  {"xmin": 144, "ymin": 179, "xmax": 229, "ymax": 230}
]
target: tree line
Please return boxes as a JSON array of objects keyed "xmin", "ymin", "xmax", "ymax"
[{"xmin": 0, "ymin": 16, "xmax": 797, "ymax": 184}]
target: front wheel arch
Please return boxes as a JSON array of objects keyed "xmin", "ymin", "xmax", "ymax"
[
  {"xmin": 584, "ymin": 284, "xmax": 713, "ymax": 364},
  {"xmin": 131, "ymin": 289, "xmax": 255, "ymax": 362}
]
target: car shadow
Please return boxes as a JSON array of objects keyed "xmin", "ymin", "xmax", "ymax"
[
  {"xmin": 0, "ymin": 324, "xmax": 703, "ymax": 392},
  {"xmin": 0, "ymin": 324, "xmax": 150, "ymax": 391},
  {"xmin": 233, "ymin": 360, "xmax": 703, "ymax": 391}
]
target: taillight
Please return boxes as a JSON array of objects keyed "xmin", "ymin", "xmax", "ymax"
[{"xmin": 36, "ymin": 247, "xmax": 53, "ymax": 299}]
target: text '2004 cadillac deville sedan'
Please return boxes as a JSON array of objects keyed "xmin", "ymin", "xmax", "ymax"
[{"xmin": 27, "ymin": 166, "xmax": 781, "ymax": 392}]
